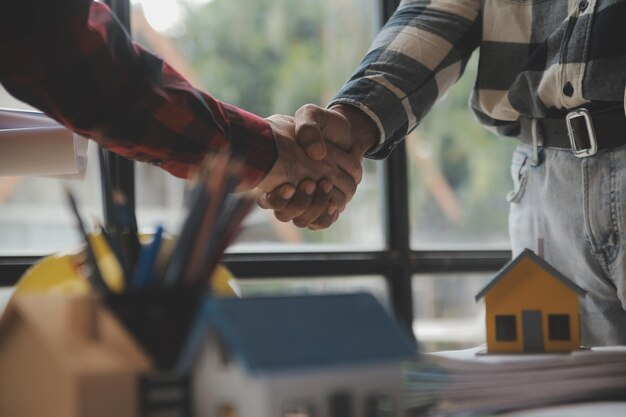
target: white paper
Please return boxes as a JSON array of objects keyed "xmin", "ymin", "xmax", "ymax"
[
  {"xmin": 0, "ymin": 108, "xmax": 89, "ymax": 178},
  {"xmin": 502, "ymin": 402, "xmax": 626, "ymax": 417},
  {"xmin": 408, "ymin": 345, "xmax": 626, "ymax": 416}
]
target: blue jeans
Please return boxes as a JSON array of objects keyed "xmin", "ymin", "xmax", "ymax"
[{"xmin": 508, "ymin": 143, "xmax": 626, "ymax": 347}]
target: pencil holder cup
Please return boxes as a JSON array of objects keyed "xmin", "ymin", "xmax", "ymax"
[{"xmin": 106, "ymin": 288, "xmax": 204, "ymax": 370}]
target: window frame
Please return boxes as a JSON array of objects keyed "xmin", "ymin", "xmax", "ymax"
[{"xmin": 0, "ymin": 0, "xmax": 511, "ymax": 339}]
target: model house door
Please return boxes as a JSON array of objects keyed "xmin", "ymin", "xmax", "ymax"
[{"xmin": 522, "ymin": 310, "xmax": 544, "ymax": 352}]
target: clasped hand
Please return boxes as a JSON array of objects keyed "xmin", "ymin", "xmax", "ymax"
[{"xmin": 257, "ymin": 104, "xmax": 377, "ymax": 230}]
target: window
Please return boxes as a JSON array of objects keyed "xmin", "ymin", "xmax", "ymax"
[
  {"xmin": 413, "ymin": 274, "xmax": 490, "ymax": 351},
  {"xmin": 548, "ymin": 314, "xmax": 571, "ymax": 341},
  {"xmin": 131, "ymin": 0, "xmax": 384, "ymax": 251},
  {"xmin": 1, "ymin": 0, "xmax": 512, "ymax": 353},
  {"xmin": 409, "ymin": 53, "xmax": 515, "ymax": 250},
  {"xmin": 495, "ymin": 315, "xmax": 517, "ymax": 342},
  {"xmin": 0, "ymin": 86, "xmax": 104, "ymax": 255}
]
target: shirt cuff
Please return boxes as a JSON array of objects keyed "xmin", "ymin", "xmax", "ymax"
[
  {"xmin": 223, "ymin": 103, "xmax": 277, "ymax": 188},
  {"xmin": 330, "ymin": 77, "xmax": 411, "ymax": 159},
  {"xmin": 327, "ymin": 98, "xmax": 386, "ymax": 158}
]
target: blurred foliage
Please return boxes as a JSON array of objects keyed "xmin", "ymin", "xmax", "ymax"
[
  {"xmin": 177, "ymin": 0, "xmax": 375, "ymax": 116},
  {"xmin": 174, "ymin": 0, "xmax": 514, "ymax": 248},
  {"xmin": 410, "ymin": 54, "xmax": 516, "ymax": 247},
  {"xmin": 176, "ymin": 0, "xmax": 381, "ymax": 245}
]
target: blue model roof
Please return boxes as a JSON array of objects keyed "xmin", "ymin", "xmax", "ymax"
[{"xmin": 186, "ymin": 293, "xmax": 416, "ymax": 374}]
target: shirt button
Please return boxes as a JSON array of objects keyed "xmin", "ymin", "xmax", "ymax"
[
  {"xmin": 563, "ymin": 82, "xmax": 574, "ymax": 97},
  {"xmin": 149, "ymin": 159, "xmax": 163, "ymax": 166},
  {"xmin": 578, "ymin": 0, "xmax": 588, "ymax": 11}
]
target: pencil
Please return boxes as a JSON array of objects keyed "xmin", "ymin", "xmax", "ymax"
[
  {"xmin": 64, "ymin": 188, "xmax": 109, "ymax": 293},
  {"xmin": 130, "ymin": 225, "xmax": 164, "ymax": 289}
]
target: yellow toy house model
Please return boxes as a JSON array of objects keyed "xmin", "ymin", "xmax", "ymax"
[{"xmin": 475, "ymin": 249, "xmax": 586, "ymax": 354}]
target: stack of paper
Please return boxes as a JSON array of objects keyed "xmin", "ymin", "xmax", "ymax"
[
  {"xmin": 405, "ymin": 346, "xmax": 626, "ymax": 416},
  {"xmin": 0, "ymin": 108, "xmax": 88, "ymax": 178}
]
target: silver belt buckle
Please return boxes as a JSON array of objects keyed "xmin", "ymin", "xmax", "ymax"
[{"xmin": 566, "ymin": 108, "xmax": 597, "ymax": 158}]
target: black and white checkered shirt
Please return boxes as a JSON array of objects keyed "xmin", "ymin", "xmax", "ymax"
[{"xmin": 331, "ymin": 0, "xmax": 626, "ymax": 158}]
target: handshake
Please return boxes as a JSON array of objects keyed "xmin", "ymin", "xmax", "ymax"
[{"xmin": 254, "ymin": 103, "xmax": 378, "ymax": 230}]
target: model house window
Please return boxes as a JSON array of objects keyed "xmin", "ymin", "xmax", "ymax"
[
  {"xmin": 548, "ymin": 314, "xmax": 571, "ymax": 341},
  {"xmin": 495, "ymin": 315, "xmax": 517, "ymax": 341},
  {"xmin": 216, "ymin": 336, "xmax": 232, "ymax": 367},
  {"xmin": 329, "ymin": 391, "xmax": 354, "ymax": 417},
  {"xmin": 283, "ymin": 403, "xmax": 315, "ymax": 417},
  {"xmin": 365, "ymin": 393, "xmax": 394, "ymax": 417}
]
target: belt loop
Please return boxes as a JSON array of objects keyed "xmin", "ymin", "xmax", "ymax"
[{"xmin": 531, "ymin": 118, "xmax": 541, "ymax": 166}]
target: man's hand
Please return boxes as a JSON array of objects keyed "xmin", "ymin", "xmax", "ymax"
[
  {"xmin": 258, "ymin": 178, "xmax": 340, "ymax": 230},
  {"xmin": 260, "ymin": 104, "xmax": 379, "ymax": 229},
  {"xmin": 294, "ymin": 103, "xmax": 378, "ymax": 160},
  {"xmin": 257, "ymin": 114, "xmax": 362, "ymax": 227}
]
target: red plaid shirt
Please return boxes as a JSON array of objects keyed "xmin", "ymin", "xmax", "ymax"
[{"xmin": 0, "ymin": 0, "xmax": 277, "ymax": 185}]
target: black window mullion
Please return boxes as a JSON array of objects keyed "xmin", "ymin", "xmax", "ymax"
[
  {"xmin": 105, "ymin": 0, "xmax": 131, "ymax": 31},
  {"xmin": 0, "ymin": 257, "xmax": 40, "ymax": 287},
  {"xmin": 0, "ymin": 251, "xmax": 511, "ymax": 287},
  {"xmin": 102, "ymin": 0, "xmax": 136, "ymax": 221},
  {"xmin": 224, "ymin": 252, "xmax": 402, "ymax": 278},
  {"xmin": 412, "ymin": 250, "xmax": 512, "ymax": 273},
  {"xmin": 382, "ymin": 145, "xmax": 415, "ymax": 337},
  {"xmin": 379, "ymin": 0, "xmax": 414, "ymax": 337},
  {"xmin": 382, "ymin": 0, "xmax": 401, "ymax": 23}
]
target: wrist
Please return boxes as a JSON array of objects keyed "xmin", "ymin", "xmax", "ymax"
[{"xmin": 330, "ymin": 103, "xmax": 379, "ymax": 157}]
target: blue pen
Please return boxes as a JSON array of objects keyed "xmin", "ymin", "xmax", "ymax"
[{"xmin": 130, "ymin": 225, "xmax": 164, "ymax": 289}]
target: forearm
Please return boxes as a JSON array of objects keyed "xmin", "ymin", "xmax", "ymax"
[
  {"xmin": 0, "ymin": 0, "xmax": 276, "ymax": 185},
  {"xmin": 330, "ymin": 0, "xmax": 481, "ymax": 159}
]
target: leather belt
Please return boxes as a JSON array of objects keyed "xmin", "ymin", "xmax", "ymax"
[{"xmin": 519, "ymin": 105, "xmax": 626, "ymax": 157}]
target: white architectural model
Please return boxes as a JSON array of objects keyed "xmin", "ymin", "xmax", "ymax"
[{"xmin": 186, "ymin": 293, "xmax": 416, "ymax": 417}]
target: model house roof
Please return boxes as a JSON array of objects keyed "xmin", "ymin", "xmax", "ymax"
[
  {"xmin": 475, "ymin": 249, "xmax": 587, "ymax": 301},
  {"xmin": 185, "ymin": 293, "xmax": 416, "ymax": 373}
]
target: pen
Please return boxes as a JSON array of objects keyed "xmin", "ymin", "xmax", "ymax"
[
  {"xmin": 64, "ymin": 188, "xmax": 109, "ymax": 293},
  {"xmin": 131, "ymin": 225, "xmax": 164, "ymax": 289}
]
